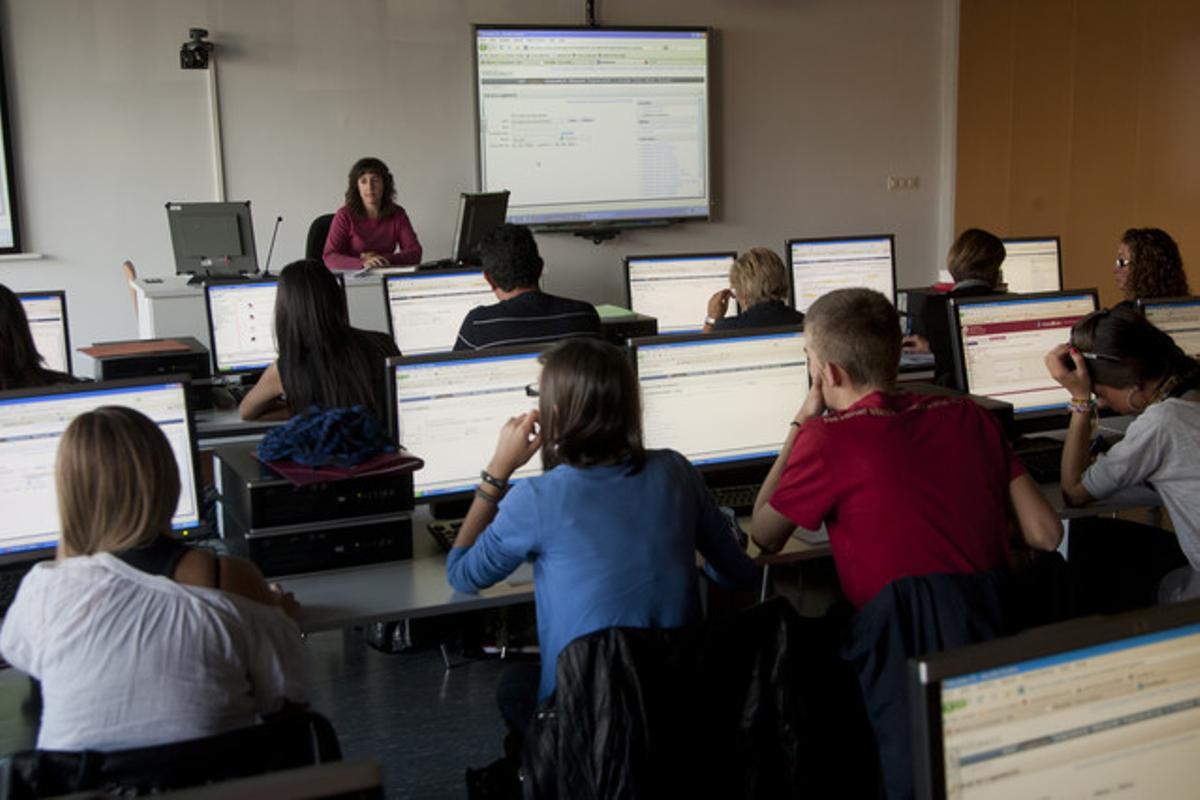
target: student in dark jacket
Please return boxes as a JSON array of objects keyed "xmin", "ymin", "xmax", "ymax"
[
  {"xmin": 702, "ymin": 247, "xmax": 805, "ymax": 332},
  {"xmin": 904, "ymin": 228, "xmax": 1007, "ymax": 385},
  {"xmin": 453, "ymin": 224, "xmax": 601, "ymax": 351},
  {"xmin": 239, "ymin": 259, "xmax": 399, "ymax": 421},
  {"xmin": 0, "ymin": 284, "xmax": 76, "ymax": 390}
]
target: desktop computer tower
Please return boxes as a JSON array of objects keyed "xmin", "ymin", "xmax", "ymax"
[
  {"xmin": 88, "ymin": 336, "xmax": 213, "ymax": 409},
  {"xmin": 214, "ymin": 443, "xmax": 415, "ymax": 577}
]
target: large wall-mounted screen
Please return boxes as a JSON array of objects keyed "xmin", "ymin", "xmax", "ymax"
[
  {"xmin": 0, "ymin": 33, "xmax": 21, "ymax": 252},
  {"xmin": 474, "ymin": 26, "xmax": 711, "ymax": 228}
]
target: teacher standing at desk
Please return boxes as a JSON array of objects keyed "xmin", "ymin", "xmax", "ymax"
[{"xmin": 322, "ymin": 157, "xmax": 422, "ymax": 270}]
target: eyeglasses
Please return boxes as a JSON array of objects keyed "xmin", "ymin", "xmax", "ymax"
[
  {"xmin": 1114, "ymin": 258, "xmax": 1132, "ymax": 269},
  {"xmin": 524, "ymin": 383, "xmax": 540, "ymax": 398}
]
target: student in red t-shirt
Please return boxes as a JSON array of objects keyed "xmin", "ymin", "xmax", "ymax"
[{"xmin": 750, "ymin": 288, "xmax": 1062, "ymax": 609}]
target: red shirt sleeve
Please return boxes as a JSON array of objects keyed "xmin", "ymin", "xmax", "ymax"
[
  {"xmin": 387, "ymin": 208, "xmax": 423, "ymax": 266},
  {"xmin": 769, "ymin": 422, "xmax": 836, "ymax": 531},
  {"xmin": 322, "ymin": 207, "xmax": 362, "ymax": 270}
]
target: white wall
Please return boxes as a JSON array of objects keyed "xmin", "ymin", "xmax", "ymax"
[{"xmin": 0, "ymin": 0, "xmax": 953, "ymax": 354}]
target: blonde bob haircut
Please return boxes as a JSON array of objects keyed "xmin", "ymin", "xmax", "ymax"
[
  {"xmin": 56, "ymin": 406, "xmax": 181, "ymax": 558},
  {"xmin": 730, "ymin": 247, "xmax": 790, "ymax": 308}
]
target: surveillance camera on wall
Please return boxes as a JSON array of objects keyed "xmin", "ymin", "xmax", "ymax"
[{"xmin": 180, "ymin": 28, "xmax": 213, "ymax": 70}]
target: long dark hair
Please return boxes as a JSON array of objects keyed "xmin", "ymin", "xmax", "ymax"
[
  {"xmin": 344, "ymin": 157, "xmax": 398, "ymax": 219},
  {"xmin": 1071, "ymin": 305, "xmax": 1200, "ymax": 395},
  {"xmin": 537, "ymin": 339, "xmax": 645, "ymax": 473},
  {"xmin": 1121, "ymin": 228, "xmax": 1190, "ymax": 300},
  {"xmin": 274, "ymin": 260, "xmax": 384, "ymax": 417},
  {"xmin": 0, "ymin": 284, "xmax": 58, "ymax": 390}
]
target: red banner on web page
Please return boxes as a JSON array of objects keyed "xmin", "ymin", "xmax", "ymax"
[{"xmin": 964, "ymin": 315, "xmax": 1084, "ymax": 337}]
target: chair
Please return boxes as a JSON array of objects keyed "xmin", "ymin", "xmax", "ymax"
[
  {"xmin": 841, "ymin": 553, "xmax": 1076, "ymax": 800},
  {"xmin": 0, "ymin": 710, "xmax": 342, "ymax": 799},
  {"xmin": 306, "ymin": 214, "xmax": 335, "ymax": 263},
  {"xmin": 522, "ymin": 598, "xmax": 807, "ymax": 799}
]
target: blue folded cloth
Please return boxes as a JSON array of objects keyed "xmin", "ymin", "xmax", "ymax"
[{"xmin": 257, "ymin": 405, "xmax": 396, "ymax": 467}]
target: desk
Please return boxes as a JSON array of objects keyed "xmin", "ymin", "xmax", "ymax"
[
  {"xmin": 195, "ymin": 408, "xmax": 283, "ymax": 448},
  {"xmin": 134, "ymin": 274, "xmax": 390, "ymax": 349}
]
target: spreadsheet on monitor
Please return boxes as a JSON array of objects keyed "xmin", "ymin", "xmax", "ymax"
[
  {"xmin": 0, "ymin": 381, "xmax": 200, "ymax": 557},
  {"xmin": 625, "ymin": 253, "xmax": 736, "ymax": 334},
  {"xmin": 393, "ymin": 351, "xmax": 543, "ymax": 499},
  {"xmin": 956, "ymin": 293, "xmax": 1096, "ymax": 414},
  {"xmin": 1001, "ymin": 238, "xmax": 1062, "ymax": 294},
  {"xmin": 1144, "ymin": 299, "xmax": 1200, "ymax": 359},
  {"xmin": 637, "ymin": 330, "xmax": 808, "ymax": 466},
  {"xmin": 789, "ymin": 236, "xmax": 895, "ymax": 313},
  {"xmin": 385, "ymin": 271, "xmax": 494, "ymax": 355}
]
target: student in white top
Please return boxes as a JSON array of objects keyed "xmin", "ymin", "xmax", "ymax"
[
  {"xmin": 1045, "ymin": 305, "xmax": 1200, "ymax": 603},
  {"xmin": 0, "ymin": 407, "xmax": 309, "ymax": 751}
]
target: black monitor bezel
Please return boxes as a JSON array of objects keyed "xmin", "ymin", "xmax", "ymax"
[
  {"xmin": 387, "ymin": 343, "xmax": 548, "ymax": 504},
  {"xmin": 202, "ymin": 276, "xmax": 279, "ymax": 376},
  {"xmin": 629, "ymin": 325, "xmax": 807, "ymax": 483},
  {"xmin": 910, "ymin": 598, "xmax": 1200, "ymax": 800},
  {"xmin": 16, "ymin": 289, "xmax": 71, "ymax": 375},
  {"xmin": 165, "ymin": 201, "xmax": 259, "ymax": 279},
  {"xmin": 471, "ymin": 24, "xmax": 714, "ymax": 231},
  {"xmin": 784, "ymin": 233, "xmax": 898, "ymax": 311},
  {"xmin": 622, "ymin": 251, "xmax": 739, "ymax": 329},
  {"xmin": 451, "ymin": 190, "xmax": 510, "ymax": 264},
  {"xmin": 0, "ymin": 374, "xmax": 205, "ymax": 566},
  {"xmin": 947, "ymin": 288, "xmax": 1099, "ymax": 417},
  {"xmin": 1000, "ymin": 235, "xmax": 1064, "ymax": 293},
  {"xmin": 380, "ymin": 267, "xmax": 491, "ymax": 356}
]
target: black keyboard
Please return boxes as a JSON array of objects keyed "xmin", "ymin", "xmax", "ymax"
[
  {"xmin": 427, "ymin": 519, "xmax": 463, "ymax": 554},
  {"xmin": 1019, "ymin": 446, "xmax": 1064, "ymax": 484},
  {"xmin": 708, "ymin": 484, "xmax": 760, "ymax": 515}
]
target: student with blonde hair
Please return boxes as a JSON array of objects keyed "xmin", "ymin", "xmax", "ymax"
[
  {"xmin": 702, "ymin": 247, "xmax": 805, "ymax": 332},
  {"xmin": 0, "ymin": 406, "xmax": 309, "ymax": 751}
]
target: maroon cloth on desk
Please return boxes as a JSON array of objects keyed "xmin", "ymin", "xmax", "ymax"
[{"xmin": 256, "ymin": 450, "xmax": 424, "ymax": 488}]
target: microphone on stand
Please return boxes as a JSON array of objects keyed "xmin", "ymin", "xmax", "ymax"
[{"xmin": 262, "ymin": 215, "xmax": 283, "ymax": 276}]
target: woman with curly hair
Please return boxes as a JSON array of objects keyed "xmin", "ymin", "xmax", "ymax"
[
  {"xmin": 1114, "ymin": 228, "xmax": 1190, "ymax": 304},
  {"xmin": 322, "ymin": 156, "xmax": 422, "ymax": 270}
]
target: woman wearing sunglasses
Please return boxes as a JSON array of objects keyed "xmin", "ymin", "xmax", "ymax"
[{"xmin": 1045, "ymin": 305, "xmax": 1200, "ymax": 603}]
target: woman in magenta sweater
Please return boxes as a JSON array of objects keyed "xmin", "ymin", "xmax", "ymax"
[{"xmin": 322, "ymin": 157, "xmax": 422, "ymax": 270}]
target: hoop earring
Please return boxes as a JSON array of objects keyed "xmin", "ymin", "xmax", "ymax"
[{"xmin": 1127, "ymin": 387, "xmax": 1147, "ymax": 414}]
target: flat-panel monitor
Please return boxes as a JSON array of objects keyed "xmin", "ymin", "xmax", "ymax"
[
  {"xmin": 624, "ymin": 252, "xmax": 737, "ymax": 334},
  {"xmin": 383, "ymin": 269, "xmax": 494, "ymax": 356},
  {"xmin": 911, "ymin": 599, "xmax": 1200, "ymax": 800},
  {"xmin": 1139, "ymin": 296, "xmax": 1200, "ymax": 359},
  {"xmin": 451, "ymin": 191, "xmax": 510, "ymax": 265},
  {"xmin": 0, "ymin": 377, "xmax": 203, "ymax": 565},
  {"xmin": 16, "ymin": 290, "xmax": 70, "ymax": 374},
  {"xmin": 1001, "ymin": 236, "xmax": 1063, "ymax": 294},
  {"xmin": 474, "ymin": 26, "xmax": 711, "ymax": 227},
  {"xmin": 949, "ymin": 290, "xmax": 1098, "ymax": 422},
  {"xmin": 632, "ymin": 327, "xmax": 808, "ymax": 484},
  {"xmin": 203, "ymin": 278, "xmax": 278, "ymax": 375},
  {"xmin": 166, "ymin": 201, "xmax": 258, "ymax": 279},
  {"xmin": 390, "ymin": 347, "xmax": 543, "ymax": 502},
  {"xmin": 787, "ymin": 234, "xmax": 896, "ymax": 313}
]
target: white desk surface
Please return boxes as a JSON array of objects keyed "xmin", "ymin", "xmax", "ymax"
[{"xmin": 194, "ymin": 408, "xmax": 283, "ymax": 446}]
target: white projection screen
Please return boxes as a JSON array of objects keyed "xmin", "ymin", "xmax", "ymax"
[
  {"xmin": 474, "ymin": 26, "xmax": 712, "ymax": 227},
  {"xmin": 0, "ymin": 32, "xmax": 19, "ymax": 252}
]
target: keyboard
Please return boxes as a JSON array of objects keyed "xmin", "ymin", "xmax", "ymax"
[
  {"xmin": 427, "ymin": 519, "xmax": 463, "ymax": 554},
  {"xmin": 1019, "ymin": 445, "xmax": 1064, "ymax": 484},
  {"xmin": 708, "ymin": 484, "xmax": 760, "ymax": 515}
]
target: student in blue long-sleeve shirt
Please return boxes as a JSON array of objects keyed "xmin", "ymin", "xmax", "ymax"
[{"xmin": 446, "ymin": 338, "xmax": 760, "ymax": 735}]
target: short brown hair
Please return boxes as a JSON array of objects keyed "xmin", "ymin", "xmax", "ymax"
[
  {"xmin": 1121, "ymin": 228, "xmax": 1190, "ymax": 300},
  {"xmin": 538, "ymin": 339, "xmax": 644, "ymax": 472},
  {"xmin": 56, "ymin": 406, "xmax": 180, "ymax": 558},
  {"xmin": 948, "ymin": 228, "xmax": 1006, "ymax": 285},
  {"xmin": 730, "ymin": 247, "xmax": 789, "ymax": 308},
  {"xmin": 805, "ymin": 288, "xmax": 900, "ymax": 389}
]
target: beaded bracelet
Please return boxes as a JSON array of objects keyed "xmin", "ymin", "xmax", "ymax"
[
  {"xmin": 1067, "ymin": 396, "xmax": 1096, "ymax": 414},
  {"xmin": 479, "ymin": 469, "xmax": 508, "ymax": 491}
]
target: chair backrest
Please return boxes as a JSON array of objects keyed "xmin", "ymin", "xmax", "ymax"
[
  {"xmin": 122, "ymin": 259, "xmax": 138, "ymax": 318},
  {"xmin": 523, "ymin": 598, "xmax": 805, "ymax": 799},
  {"xmin": 0, "ymin": 710, "xmax": 341, "ymax": 798},
  {"xmin": 306, "ymin": 214, "xmax": 336, "ymax": 262}
]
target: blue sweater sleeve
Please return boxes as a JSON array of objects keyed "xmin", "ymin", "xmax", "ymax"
[
  {"xmin": 446, "ymin": 480, "xmax": 539, "ymax": 594},
  {"xmin": 673, "ymin": 453, "xmax": 761, "ymax": 590}
]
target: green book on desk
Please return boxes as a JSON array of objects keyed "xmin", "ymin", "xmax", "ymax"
[{"xmin": 594, "ymin": 304, "xmax": 658, "ymax": 342}]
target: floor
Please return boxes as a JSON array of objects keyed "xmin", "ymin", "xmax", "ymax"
[{"xmin": 0, "ymin": 630, "xmax": 517, "ymax": 799}]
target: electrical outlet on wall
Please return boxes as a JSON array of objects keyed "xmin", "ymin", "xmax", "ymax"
[{"xmin": 887, "ymin": 176, "xmax": 920, "ymax": 191}]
